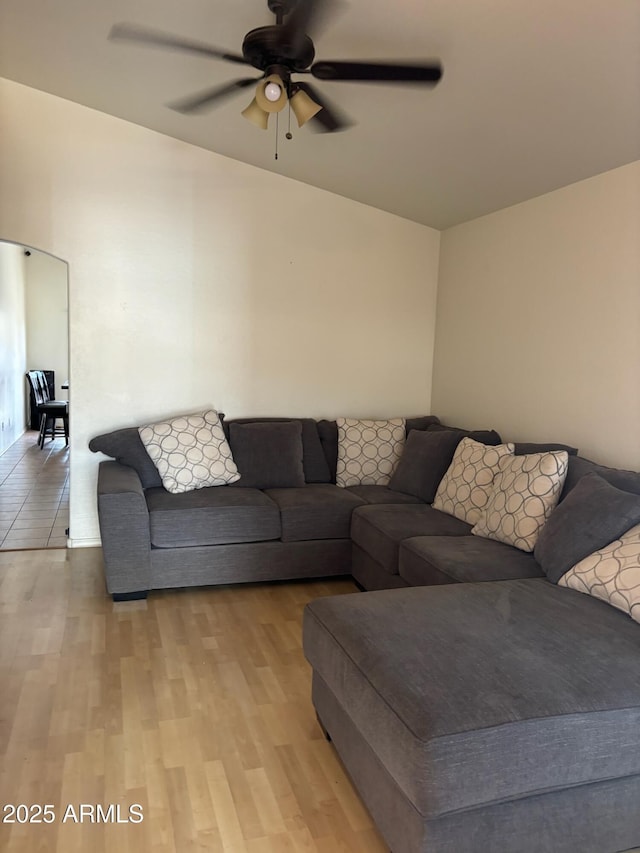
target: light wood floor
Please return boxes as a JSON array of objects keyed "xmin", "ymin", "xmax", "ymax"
[{"xmin": 0, "ymin": 548, "xmax": 387, "ymax": 853}]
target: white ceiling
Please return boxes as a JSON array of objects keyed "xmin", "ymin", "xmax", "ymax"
[{"xmin": 1, "ymin": 0, "xmax": 639, "ymax": 229}]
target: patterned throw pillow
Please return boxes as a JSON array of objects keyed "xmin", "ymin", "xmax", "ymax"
[
  {"xmin": 336, "ymin": 418, "xmax": 405, "ymax": 487},
  {"xmin": 559, "ymin": 523, "xmax": 640, "ymax": 624},
  {"xmin": 139, "ymin": 410, "xmax": 240, "ymax": 494},
  {"xmin": 432, "ymin": 437, "xmax": 515, "ymax": 525},
  {"xmin": 471, "ymin": 451, "xmax": 569, "ymax": 552}
]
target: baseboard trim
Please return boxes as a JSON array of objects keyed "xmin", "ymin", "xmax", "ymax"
[{"xmin": 67, "ymin": 537, "xmax": 102, "ymax": 549}]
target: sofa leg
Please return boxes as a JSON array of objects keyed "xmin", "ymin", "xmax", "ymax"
[
  {"xmin": 316, "ymin": 713, "xmax": 332, "ymax": 742},
  {"xmin": 112, "ymin": 590, "xmax": 148, "ymax": 602}
]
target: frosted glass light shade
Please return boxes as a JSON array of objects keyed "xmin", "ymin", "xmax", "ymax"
[
  {"xmin": 264, "ymin": 82, "xmax": 282, "ymax": 102},
  {"xmin": 290, "ymin": 88, "xmax": 322, "ymax": 127},
  {"xmin": 255, "ymin": 75, "xmax": 287, "ymax": 113},
  {"xmin": 241, "ymin": 98, "xmax": 269, "ymax": 130}
]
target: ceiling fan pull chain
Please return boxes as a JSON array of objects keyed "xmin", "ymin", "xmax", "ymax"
[
  {"xmin": 286, "ymin": 101, "xmax": 293, "ymax": 140},
  {"xmin": 274, "ymin": 111, "xmax": 279, "ymax": 160}
]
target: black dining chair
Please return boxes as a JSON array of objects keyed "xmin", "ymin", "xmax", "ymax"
[{"xmin": 26, "ymin": 370, "xmax": 69, "ymax": 448}]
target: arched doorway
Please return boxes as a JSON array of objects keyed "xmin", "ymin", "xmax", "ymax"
[{"xmin": 0, "ymin": 240, "xmax": 70, "ymax": 550}]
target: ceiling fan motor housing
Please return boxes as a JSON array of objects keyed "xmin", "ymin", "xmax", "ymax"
[{"xmin": 242, "ymin": 26, "xmax": 315, "ymax": 73}]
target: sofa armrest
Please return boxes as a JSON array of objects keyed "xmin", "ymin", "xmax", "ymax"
[{"xmin": 97, "ymin": 461, "xmax": 151, "ymax": 596}]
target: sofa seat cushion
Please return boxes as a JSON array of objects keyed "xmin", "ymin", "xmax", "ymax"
[
  {"xmin": 303, "ymin": 578, "xmax": 640, "ymax": 819},
  {"xmin": 351, "ymin": 504, "xmax": 472, "ymax": 575},
  {"xmin": 345, "ymin": 485, "xmax": 424, "ymax": 505},
  {"xmin": 264, "ymin": 485, "xmax": 366, "ymax": 542},
  {"xmin": 399, "ymin": 535, "xmax": 544, "ymax": 586},
  {"xmin": 146, "ymin": 486, "xmax": 280, "ymax": 547}
]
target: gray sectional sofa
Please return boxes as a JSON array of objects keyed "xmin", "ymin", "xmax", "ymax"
[
  {"xmin": 90, "ymin": 414, "xmax": 440, "ymax": 600},
  {"xmin": 91, "ymin": 412, "xmax": 640, "ymax": 852}
]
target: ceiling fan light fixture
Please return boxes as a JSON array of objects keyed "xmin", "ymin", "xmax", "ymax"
[
  {"xmin": 110, "ymin": 4, "xmax": 443, "ymax": 137},
  {"xmin": 241, "ymin": 97, "xmax": 269, "ymax": 129},
  {"xmin": 290, "ymin": 87, "xmax": 322, "ymax": 127},
  {"xmin": 255, "ymin": 74, "xmax": 288, "ymax": 113},
  {"xmin": 264, "ymin": 81, "xmax": 282, "ymax": 102}
]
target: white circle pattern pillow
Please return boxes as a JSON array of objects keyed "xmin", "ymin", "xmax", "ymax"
[
  {"xmin": 336, "ymin": 418, "xmax": 405, "ymax": 487},
  {"xmin": 139, "ymin": 409, "xmax": 240, "ymax": 494},
  {"xmin": 432, "ymin": 437, "xmax": 515, "ymax": 525},
  {"xmin": 471, "ymin": 450, "xmax": 569, "ymax": 552},
  {"xmin": 559, "ymin": 522, "xmax": 640, "ymax": 623}
]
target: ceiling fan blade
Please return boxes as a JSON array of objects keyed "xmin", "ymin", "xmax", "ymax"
[
  {"xmin": 282, "ymin": 0, "xmax": 337, "ymax": 54},
  {"xmin": 109, "ymin": 23, "xmax": 249, "ymax": 65},
  {"xmin": 294, "ymin": 82, "xmax": 351, "ymax": 132},
  {"xmin": 168, "ymin": 78, "xmax": 258, "ymax": 114},
  {"xmin": 311, "ymin": 60, "xmax": 443, "ymax": 84}
]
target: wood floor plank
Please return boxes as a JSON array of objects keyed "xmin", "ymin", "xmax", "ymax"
[{"xmin": 0, "ymin": 547, "xmax": 386, "ymax": 852}]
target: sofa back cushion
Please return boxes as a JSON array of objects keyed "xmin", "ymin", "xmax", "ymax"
[
  {"xmin": 390, "ymin": 429, "xmax": 480, "ymax": 504},
  {"xmin": 224, "ymin": 417, "xmax": 330, "ymax": 484},
  {"xmin": 228, "ymin": 421, "xmax": 305, "ymax": 489},
  {"xmin": 317, "ymin": 420, "xmax": 339, "ymax": 483},
  {"xmin": 426, "ymin": 423, "xmax": 503, "ymax": 445},
  {"xmin": 514, "ymin": 442, "xmax": 578, "ymax": 456},
  {"xmin": 535, "ymin": 471, "xmax": 640, "ymax": 583},
  {"xmin": 562, "ymin": 455, "xmax": 640, "ymax": 501},
  {"xmin": 405, "ymin": 415, "xmax": 441, "ymax": 434},
  {"xmin": 389, "ymin": 427, "xmax": 503, "ymax": 504}
]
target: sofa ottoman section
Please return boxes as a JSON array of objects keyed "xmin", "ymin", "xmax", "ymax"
[
  {"xmin": 303, "ymin": 580, "xmax": 640, "ymax": 853},
  {"xmin": 146, "ymin": 486, "xmax": 281, "ymax": 547},
  {"xmin": 399, "ymin": 535, "xmax": 544, "ymax": 586},
  {"xmin": 351, "ymin": 504, "xmax": 472, "ymax": 576},
  {"xmin": 264, "ymin": 485, "xmax": 366, "ymax": 542}
]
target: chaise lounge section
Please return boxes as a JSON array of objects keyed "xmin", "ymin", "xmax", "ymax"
[
  {"xmin": 304, "ymin": 577, "xmax": 640, "ymax": 853},
  {"xmin": 303, "ymin": 451, "xmax": 640, "ymax": 852}
]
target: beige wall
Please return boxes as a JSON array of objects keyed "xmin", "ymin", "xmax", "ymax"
[
  {"xmin": 0, "ymin": 242, "xmax": 27, "ymax": 453},
  {"xmin": 432, "ymin": 161, "xmax": 640, "ymax": 469},
  {"xmin": 0, "ymin": 78, "xmax": 440, "ymax": 546}
]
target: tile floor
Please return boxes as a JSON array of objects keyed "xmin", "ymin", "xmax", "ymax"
[{"xmin": 0, "ymin": 431, "xmax": 69, "ymax": 549}]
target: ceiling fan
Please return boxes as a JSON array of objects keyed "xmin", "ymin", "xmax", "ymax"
[{"xmin": 109, "ymin": 0, "xmax": 442, "ymax": 133}]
